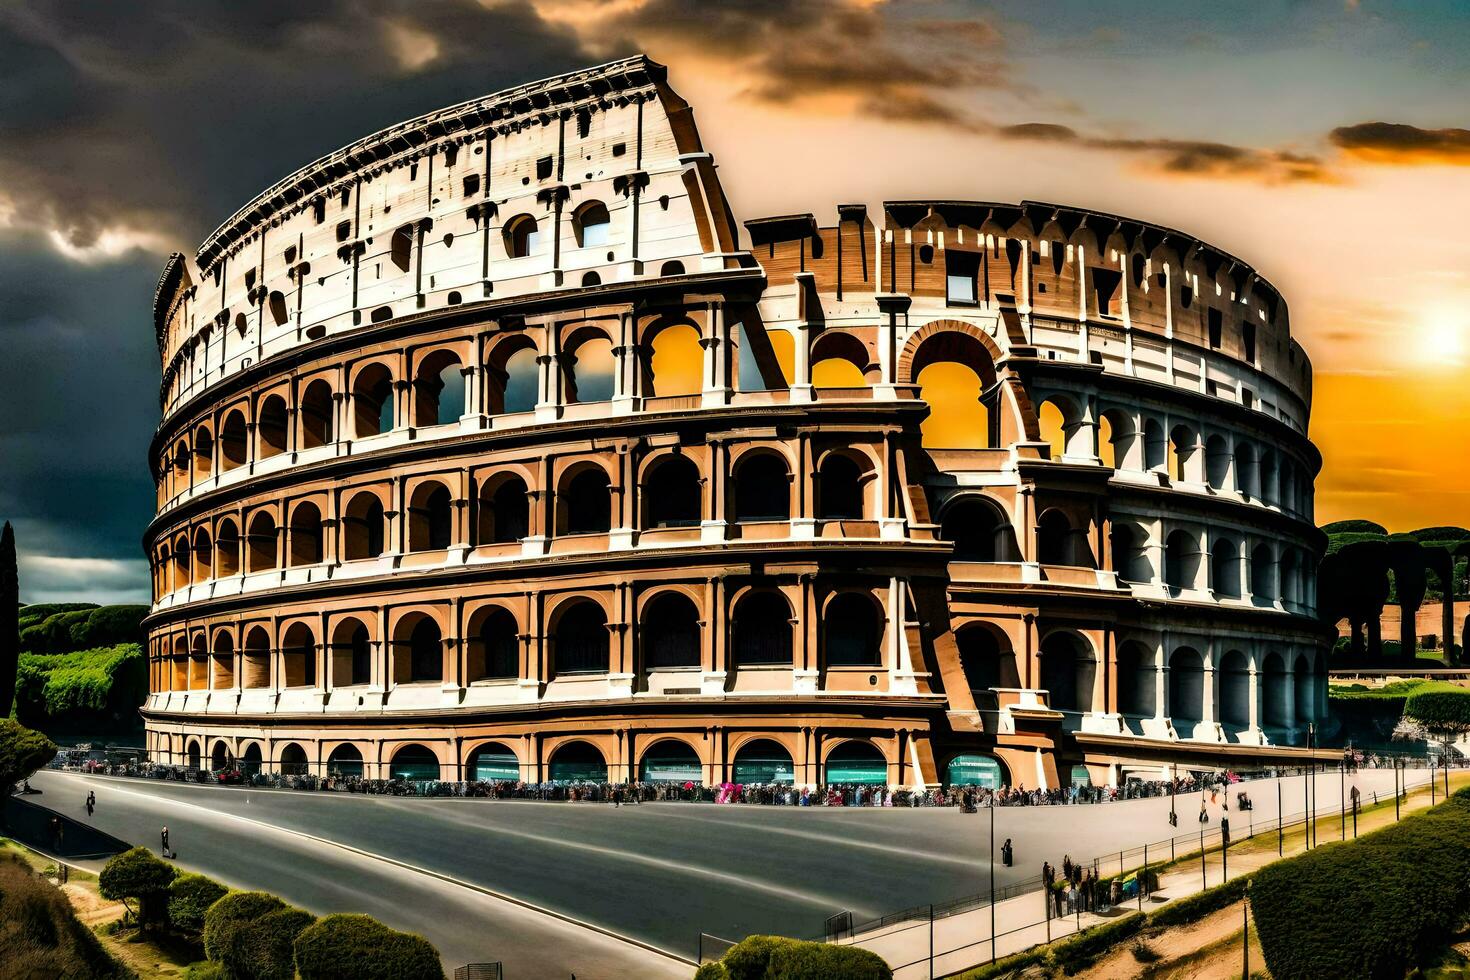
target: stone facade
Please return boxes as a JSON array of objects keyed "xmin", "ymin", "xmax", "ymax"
[{"xmin": 143, "ymin": 56, "xmax": 1328, "ymax": 789}]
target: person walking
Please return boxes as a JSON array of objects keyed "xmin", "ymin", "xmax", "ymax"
[
  {"xmin": 160, "ymin": 826, "xmax": 170, "ymax": 858},
  {"xmin": 1001, "ymin": 838, "xmax": 1013, "ymax": 867},
  {"xmin": 84, "ymin": 795, "xmax": 94, "ymax": 818}
]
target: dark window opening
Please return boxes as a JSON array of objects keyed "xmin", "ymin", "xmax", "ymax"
[
  {"xmin": 1243, "ymin": 321, "xmax": 1257, "ymax": 362},
  {"xmin": 1093, "ymin": 267, "xmax": 1122, "ymax": 316},
  {"xmin": 463, "ymin": 174, "xmax": 480, "ymax": 197},
  {"xmin": 536, "ymin": 156, "xmax": 553, "ymax": 181},
  {"xmin": 946, "ymin": 250, "xmax": 980, "ymax": 306},
  {"xmin": 1208, "ymin": 308, "xmax": 1223, "ymax": 349}
]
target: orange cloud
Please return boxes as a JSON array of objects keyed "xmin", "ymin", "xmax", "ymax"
[{"xmin": 1330, "ymin": 122, "xmax": 1470, "ymax": 166}]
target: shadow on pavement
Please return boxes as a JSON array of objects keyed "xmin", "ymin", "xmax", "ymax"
[{"xmin": 4, "ymin": 795, "xmax": 132, "ymax": 862}]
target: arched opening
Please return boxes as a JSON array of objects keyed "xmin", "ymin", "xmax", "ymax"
[
  {"xmin": 1205, "ymin": 434, "xmax": 1231, "ymax": 490},
  {"xmin": 1038, "ymin": 399, "xmax": 1073, "ymax": 460},
  {"xmin": 1164, "ymin": 529, "xmax": 1200, "ymax": 592},
  {"xmin": 1115, "ymin": 641, "xmax": 1156, "ymax": 717},
  {"xmin": 824, "ymin": 592, "xmax": 882, "ymax": 667},
  {"xmin": 279, "ymin": 743, "xmax": 309, "ymax": 777},
  {"xmin": 1235, "ymin": 442, "xmax": 1259, "ymax": 499},
  {"xmin": 408, "ymin": 482, "xmax": 453, "ymax": 552},
  {"xmin": 641, "ymin": 593, "xmax": 701, "ymax": 669},
  {"xmin": 1099, "ymin": 410, "xmax": 1134, "ymax": 469},
  {"xmin": 639, "ymin": 741, "xmax": 702, "ymax": 784},
  {"xmin": 281, "ymin": 623, "xmax": 316, "ymax": 688},
  {"xmin": 1036, "ymin": 510, "xmax": 1076, "ymax": 566},
  {"xmin": 824, "ymin": 741, "xmax": 887, "ymax": 785},
  {"xmin": 413, "ymin": 350, "xmax": 465, "ymax": 428},
  {"xmin": 395, "ymin": 616, "xmax": 443, "ymax": 684},
  {"xmin": 816, "ymin": 453, "xmax": 866, "ymax": 520},
  {"xmin": 1040, "ymin": 632, "xmax": 1094, "ymax": 713},
  {"xmin": 170, "ymin": 637, "xmax": 187, "ymax": 690},
  {"xmin": 503, "ymin": 214, "xmax": 539, "ymax": 258},
  {"xmin": 957, "ymin": 626, "xmax": 1019, "ymax": 692},
  {"xmin": 572, "ymin": 201, "xmax": 611, "ymax": 248},
  {"xmin": 1211, "ymin": 537, "xmax": 1241, "ymax": 598},
  {"xmin": 644, "ymin": 455, "xmax": 702, "ymax": 528},
  {"xmin": 731, "ymin": 591, "xmax": 793, "ymax": 667},
  {"xmin": 342, "ymin": 492, "xmax": 386, "ymax": 560},
  {"xmin": 240, "ymin": 744, "xmax": 263, "ymax": 776},
  {"xmin": 1169, "ymin": 425, "xmax": 1196, "ymax": 482},
  {"xmin": 299, "ymin": 379, "xmax": 334, "ymax": 448},
  {"xmin": 1294, "ymin": 654, "xmax": 1314, "ymax": 724},
  {"xmin": 257, "ymin": 395, "xmax": 288, "ymax": 458},
  {"xmin": 1168, "ymin": 647, "xmax": 1204, "ymax": 729},
  {"xmin": 731, "ymin": 739, "xmax": 794, "ymax": 784},
  {"xmin": 389, "ymin": 744, "xmax": 441, "ymax": 782},
  {"xmin": 647, "ymin": 323, "xmax": 702, "ymax": 396},
  {"xmin": 189, "ymin": 635, "xmax": 208, "ymax": 690},
  {"xmin": 192, "ymin": 427, "xmax": 214, "ymax": 480},
  {"xmin": 477, "ymin": 475, "xmax": 529, "ymax": 544},
  {"xmin": 468, "ymin": 607, "xmax": 519, "ymax": 682},
  {"xmin": 659, "ymin": 260, "xmax": 685, "ymax": 276},
  {"xmin": 1262, "ymin": 653, "xmax": 1288, "ymax": 728},
  {"xmin": 941, "ymin": 497, "xmax": 1013, "ymax": 562},
  {"xmin": 564, "ymin": 333, "xmax": 614, "ymax": 404},
  {"xmin": 946, "ymin": 754, "xmax": 1005, "ymax": 789},
  {"xmin": 331, "ymin": 619, "xmax": 372, "ymax": 687},
  {"xmin": 210, "ymin": 632, "xmax": 234, "ymax": 690},
  {"xmin": 210, "ymin": 741, "xmax": 230, "ymax": 772},
  {"xmin": 810, "ymin": 331, "xmax": 870, "ymax": 388},
  {"xmin": 191, "ymin": 527, "xmax": 212, "ymax": 584},
  {"xmin": 559, "ymin": 467, "xmax": 611, "ymax": 535},
  {"xmin": 246, "ymin": 511, "xmax": 277, "ymax": 573},
  {"xmin": 1219, "ymin": 650, "xmax": 1251, "ymax": 731},
  {"xmin": 487, "ymin": 342, "xmax": 539, "ymax": 415},
  {"xmin": 288, "ymin": 502, "xmax": 323, "ymax": 566},
  {"xmin": 467, "ymin": 743, "xmax": 519, "ymax": 781},
  {"xmin": 242, "ymin": 627, "xmax": 271, "ymax": 689},
  {"xmin": 1281, "ymin": 550, "xmax": 1301, "ymax": 607},
  {"xmin": 170, "ymin": 441, "xmax": 190, "ymax": 492},
  {"xmin": 548, "ymin": 742, "xmax": 607, "ymax": 783},
  {"xmin": 552, "ymin": 601, "xmax": 608, "ymax": 675},
  {"xmin": 1260, "ymin": 449, "xmax": 1279, "ymax": 505},
  {"xmin": 220, "ymin": 410, "xmax": 248, "ymax": 471},
  {"xmin": 327, "ymin": 744, "xmax": 364, "ymax": 778},
  {"xmin": 1250, "ymin": 544, "xmax": 1276, "ymax": 600},
  {"xmin": 1110, "ymin": 522, "xmax": 1150, "ymax": 583},
  {"xmin": 215, "ymin": 519, "xmax": 240, "ymax": 577},
  {"xmin": 1142, "ymin": 417, "xmax": 1166, "ymax": 472},
  {"xmin": 917, "ymin": 362, "xmax": 988, "ymax": 449},
  {"xmin": 352, "ymin": 363, "xmax": 395, "ymax": 437},
  {"xmin": 170, "ymin": 536, "xmax": 189, "ymax": 590},
  {"xmin": 731, "ymin": 452, "xmax": 791, "ymax": 522}
]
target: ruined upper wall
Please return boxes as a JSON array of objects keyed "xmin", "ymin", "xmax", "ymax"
[
  {"xmin": 153, "ymin": 56, "xmax": 742, "ymax": 418},
  {"xmin": 748, "ymin": 200, "xmax": 1313, "ymax": 426}
]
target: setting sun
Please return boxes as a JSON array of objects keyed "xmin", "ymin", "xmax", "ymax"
[{"xmin": 1421, "ymin": 312, "xmax": 1466, "ymax": 365}]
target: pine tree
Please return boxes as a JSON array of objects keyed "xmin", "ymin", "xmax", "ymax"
[{"xmin": 0, "ymin": 522, "xmax": 18, "ymax": 717}]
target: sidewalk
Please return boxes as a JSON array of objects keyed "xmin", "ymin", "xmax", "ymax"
[{"xmin": 841, "ymin": 767, "xmax": 1455, "ymax": 978}]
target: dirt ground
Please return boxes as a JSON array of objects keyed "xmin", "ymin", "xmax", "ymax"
[{"xmin": 1074, "ymin": 898, "xmax": 1267, "ymax": 979}]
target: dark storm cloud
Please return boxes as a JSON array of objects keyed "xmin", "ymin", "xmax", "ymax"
[
  {"xmin": 1329, "ymin": 121, "xmax": 1470, "ymax": 164},
  {"xmin": 0, "ymin": 1, "xmax": 601, "ymax": 600},
  {"xmin": 0, "ymin": 0, "xmax": 604, "ymax": 249},
  {"xmin": 0, "ymin": 230, "xmax": 160, "ymax": 599},
  {"xmin": 596, "ymin": 0, "xmax": 1011, "ymax": 127}
]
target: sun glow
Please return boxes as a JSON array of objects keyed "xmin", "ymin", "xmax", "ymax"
[{"xmin": 1421, "ymin": 311, "xmax": 1466, "ymax": 366}]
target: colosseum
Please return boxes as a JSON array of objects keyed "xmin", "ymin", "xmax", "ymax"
[{"xmin": 143, "ymin": 56, "xmax": 1329, "ymax": 790}]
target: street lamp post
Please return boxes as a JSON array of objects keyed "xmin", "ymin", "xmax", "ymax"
[
  {"xmin": 989, "ymin": 800, "xmax": 996, "ymax": 964},
  {"xmin": 1276, "ymin": 779, "xmax": 1283, "ymax": 856}
]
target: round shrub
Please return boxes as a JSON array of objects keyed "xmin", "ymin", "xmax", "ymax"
[
  {"xmin": 98, "ymin": 846, "xmax": 177, "ymax": 926},
  {"xmin": 693, "ymin": 963, "xmax": 728, "ymax": 980},
  {"xmin": 293, "ymin": 913, "xmax": 443, "ymax": 980},
  {"xmin": 225, "ymin": 907, "xmax": 315, "ymax": 980},
  {"xmin": 202, "ymin": 891, "xmax": 285, "ymax": 963},
  {"xmin": 721, "ymin": 935, "xmax": 799, "ymax": 980},
  {"xmin": 167, "ymin": 873, "xmax": 228, "ymax": 933},
  {"xmin": 764, "ymin": 941, "xmax": 892, "ymax": 979}
]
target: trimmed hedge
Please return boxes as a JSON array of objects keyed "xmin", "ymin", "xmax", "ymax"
[
  {"xmin": 1404, "ymin": 687, "xmax": 1470, "ymax": 731},
  {"xmin": 13, "ymin": 642, "xmax": 147, "ymax": 730},
  {"xmin": 168, "ymin": 872, "xmax": 229, "ymax": 933},
  {"xmin": 1252, "ymin": 787, "xmax": 1470, "ymax": 979},
  {"xmin": 225, "ymin": 906, "xmax": 315, "ymax": 980},
  {"xmin": 292, "ymin": 913, "xmax": 443, "ymax": 980},
  {"xmin": 99, "ymin": 846, "xmax": 177, "ymax": 926},
  {"xmin": 203, "ymin": 890, "xmax": 286, "ymax": 962},
  {"xmin": 701, "ymin": 935, "xmax": 891, "ymax": 980}
]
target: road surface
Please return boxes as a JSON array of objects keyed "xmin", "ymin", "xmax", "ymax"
[{"xmin": 23, "ymin": 766, "xmax": 1425, "ymax": 977}]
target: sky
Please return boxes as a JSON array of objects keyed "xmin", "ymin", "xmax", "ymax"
[{"xmin": 0, "ymin": 0, "xmax": 1466, "ymax": 603}]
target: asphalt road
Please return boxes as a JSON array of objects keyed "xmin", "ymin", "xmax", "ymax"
[{"xmin": 24, "ymin": 767, "xmax": 1426, "ymax": 978}]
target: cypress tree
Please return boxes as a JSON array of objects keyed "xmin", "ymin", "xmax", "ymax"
[{"xmin": 0, "ymin": 522, "xmax": 18, "ymax": 716}]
